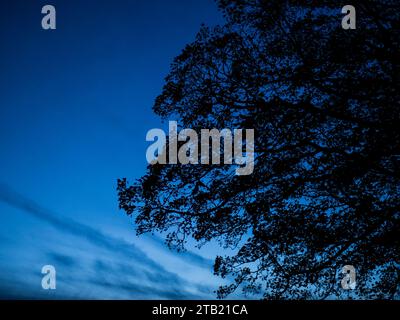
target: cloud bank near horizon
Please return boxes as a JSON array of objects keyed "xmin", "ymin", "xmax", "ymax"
[{"xmin": 0, "ymin": 184, "xmax": 219, "ymax": 299}]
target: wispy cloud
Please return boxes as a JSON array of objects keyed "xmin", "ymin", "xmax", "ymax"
[{"xmin": 0, "ymin": 184, "xmax": 215, "ymax": 299}]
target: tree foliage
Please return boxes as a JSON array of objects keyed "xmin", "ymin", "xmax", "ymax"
[{"xmin": 118, "ymin": 0, "xmax": 399, "ymax": 299}]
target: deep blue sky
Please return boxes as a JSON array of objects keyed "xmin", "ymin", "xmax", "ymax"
[{"xmin": 0, "ymin": 0, "xmax": 235, "ymax": 299}]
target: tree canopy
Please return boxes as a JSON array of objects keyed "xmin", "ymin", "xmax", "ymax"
[{"xmin": 118, "ymin": 0, "xmax": 399, "ymax": 299}]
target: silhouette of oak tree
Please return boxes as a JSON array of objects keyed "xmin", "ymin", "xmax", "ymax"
[{"xmin": 118, "ymin": 0, "xmax": 399, "ymax": 299}]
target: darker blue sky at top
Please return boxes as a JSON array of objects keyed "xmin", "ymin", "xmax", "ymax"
[
  {"xmin": 0, "ymin": 0, "xmax": 223, "ymax": 219},
  {"xmin": 0, "ymin": 0, "xmax": 226, "ymax": 299}
]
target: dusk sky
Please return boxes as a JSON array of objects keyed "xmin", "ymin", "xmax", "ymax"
[{"xmin": 0, "ymin": 0, "xmax": 240, "ymax": 299}]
